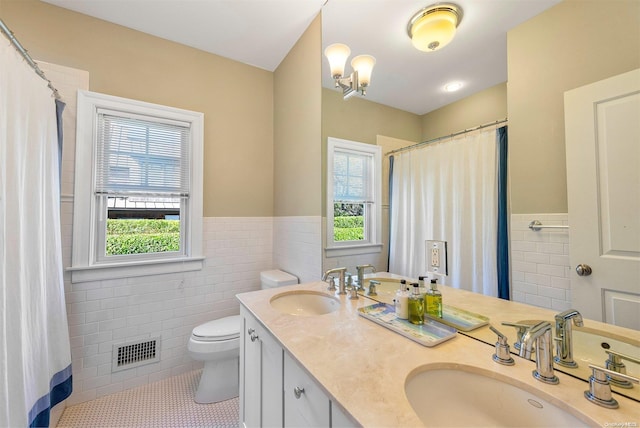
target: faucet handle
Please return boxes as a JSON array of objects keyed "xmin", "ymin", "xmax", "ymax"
[
  {"xmin": 501, "ymin": 321, "xmax": 531, "ymax": 350},
  {"xmin": 348, "ymin": 284, "xmax": 359, "ymax": 300},
  {"xmin": 489, "ymin": 326, "xmax": 515, "ymax": 366},
  {"xmin": 605, "ymin": 349, "xmax": 640, "ymax": 388},
  {"xmin": 584, "ymin": 364, "xmax": 639, "ymax": 408},
  {"xmin": 367, "ymin": 280, "xmax": 379, "ymax": 296},
  {"xmin": 345, "ymin": 272, "xmax": 354, "ymax": 288},
  {"xmin": 324, "ymin": 275, "xmax": 337, "ymax": 291},
  {"xmin": 606, "ymin": 349, "xmax": 640, "ymax": 366}
]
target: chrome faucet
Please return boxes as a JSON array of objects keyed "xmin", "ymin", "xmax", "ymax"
[
  {"xmin": 554, "ymin": 309, "xmax": 583, "ymax": 368},
  {"xmin": 356, "ymin": 264, "xmax": 376, "ymax": 290},
  {"xmin": 322, "ymin": 267, "xmax": 347, "ymax": 295},
  {"xmin": 519, "ymin": 321, "xmax": 559, "ymax": 385}
]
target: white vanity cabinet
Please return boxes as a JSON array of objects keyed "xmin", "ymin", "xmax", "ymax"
[
  {"xmin": 240, "ymin": 305, "xmax": 358, "ymax": 428},
  {"xmin": 239, "ymin": 306, "xmax": 283, "ymax": 428}
]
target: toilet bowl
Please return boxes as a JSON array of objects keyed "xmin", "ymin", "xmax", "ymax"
[
  {"xmin": 188, "ymin": 269, "xmax": 298, "ymax": 404},
  {"xmin": 188, "ymin": 315, "xmax": 240, "ymax": 404}
]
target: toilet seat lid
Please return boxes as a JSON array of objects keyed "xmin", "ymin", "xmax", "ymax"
[{"xmin": 192, "ymin": 315, "xmax": 240, "ymax": 341}]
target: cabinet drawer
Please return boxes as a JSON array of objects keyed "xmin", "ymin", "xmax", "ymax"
[{"xmin": 284, "ymin": 353, "xmax": 330, "ymax": 427}]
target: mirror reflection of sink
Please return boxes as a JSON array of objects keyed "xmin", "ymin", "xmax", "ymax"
[
  {"xmin": 517, "ymin": 320, "xmax": 639, "ymax": 376},
  {"xmin": 270, "ymin": 291, "xmax": 340, "ymax": 316},
  {"xmin": 512, "ymin": 320, "xmax": 640, "ymax": 402},
  {"xmin": 357, "ymin": 277, "xmax": 403, "ymax": 304},
  {"xmin": 573, "ymin": 329, "xmax": 639, "ymax": 374},
  {"xmin": 405, "ymin": 365, "xmax": 590, "ymax": 427}
]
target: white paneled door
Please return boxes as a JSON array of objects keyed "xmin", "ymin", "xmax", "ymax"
[{"xmin": 564, "ymin": 68, "xmax": 640, "ymax": 329}]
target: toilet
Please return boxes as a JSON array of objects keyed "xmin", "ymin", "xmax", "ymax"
[{"xmin": 187, "ymin": 269, "xmax": 298, "ymax": 403}]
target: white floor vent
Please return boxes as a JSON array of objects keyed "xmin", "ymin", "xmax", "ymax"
[{"xmin": 112, "ymin": 337, "xmax": 161, "ymax": 372}]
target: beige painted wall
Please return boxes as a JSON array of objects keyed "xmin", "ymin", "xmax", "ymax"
[
  {"xmin": 1, "ymin": 0, "xmax": 275, "ymax": 217},
  {"xmin": 420, "ymin": 83, "xmax": 507, "ymax": 141},
  {"xmin": 273, "ymin": 14, "xmax": 322, "ymax": 217},
  {"xmin": 322, "ymin": 88, "xmax": 422, "ymax": 146},
  {"xmin": 507, "ymin": 0, "xmax": 640, "ymax": 214}
]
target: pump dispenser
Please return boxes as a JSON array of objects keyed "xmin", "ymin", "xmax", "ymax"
[
  {"xmin": 425, "ymin": 279, "xmax": 443, "ymax": 318},
  {"xmin": 408, "ymin": 283, "xmax": 425, "ymax": 325},
  {"xmin": 394, "ymin": 280, "xmax": 409, "ymax": 319},
  {"xmin": 418, "ymin": 276, "xmax": 427, "ymax": 295}
]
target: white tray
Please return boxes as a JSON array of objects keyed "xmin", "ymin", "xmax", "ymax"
[{"xmin": 358, "ymin": 303, "xmax": 457, "ymax": 347}]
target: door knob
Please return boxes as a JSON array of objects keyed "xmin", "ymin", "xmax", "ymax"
[{"xmin": 576, "ymin": 264, "xmax": 592, "ymax": 276}]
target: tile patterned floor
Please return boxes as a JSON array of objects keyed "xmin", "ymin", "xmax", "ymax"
[{"xmin": 57, "ymin": 370, "xmax": 239, "ymax": 428}]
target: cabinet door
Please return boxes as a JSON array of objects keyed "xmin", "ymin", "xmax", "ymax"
[
  {"xmin": 260, "ymin": 324, "xmax": 283, "ymax": 427},
  {"xmin": 284, "ymin": 353, "xmax": 330, "ymax": 427},
  {"xmin": 240, "ymin": 307, "xmax": 284, "ymax": 428},
  {"xmin": 240, "ymin": 307, "xmax": 262, "ymax": 428}
]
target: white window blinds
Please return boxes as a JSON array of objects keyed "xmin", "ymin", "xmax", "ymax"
[
  {"xmin": 95, "ymin": 110, "xmax": 191, "ymax": 196},
  {"xmin": 333, "ymin": 150, "xmax": 372, "ymax": 202}
]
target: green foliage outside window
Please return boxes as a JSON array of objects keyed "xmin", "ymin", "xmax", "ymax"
[
  {"xmin": 106, "ymin": 219, "xmax": 180, "ymax": 255},
  {"xmin": 334, "ymin": 215, "xmax": 364, "ymax": 241}
]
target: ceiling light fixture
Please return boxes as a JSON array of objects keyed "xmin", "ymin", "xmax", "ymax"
[
  {"xmin": 407, "ymin": 3, "xmax": 463, "ymax": 52},
  {"xmin": 324, "ymin": 43, "xmax": 376, "ymax": 99},
  {"xmin": 444, "ymin": 81, "xmax": 463, "ymax": 92}
]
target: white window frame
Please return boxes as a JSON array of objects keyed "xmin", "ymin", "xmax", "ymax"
[
  {"xmin": 326, "ymin": 137, "xmax": 382, "ymax": 257},
  {"xmin": 69, "ymin": 90, "xmax": 204, "ymax": 282}
]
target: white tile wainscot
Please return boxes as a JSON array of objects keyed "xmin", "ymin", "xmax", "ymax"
[
  {"xmin": 510, "ymin": 213, "xmax": 571, "ymax": 311},
  {"xmin": 65, "ymin": 217, "xmax": 273, "ymax": 405},
  {"xmin": 273, "ymin": 216, "xmax": 322, "ymax": 284}
]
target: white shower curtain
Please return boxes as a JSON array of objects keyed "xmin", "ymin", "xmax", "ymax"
[
  {"xmin": 389, "ymin": 128, "xmax": 498, "ymax": 296},
  {"xmin": 0, "ymin": 42, "xmax": 72, "ymax": 426}
]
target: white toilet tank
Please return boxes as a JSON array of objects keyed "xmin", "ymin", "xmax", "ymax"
[{"xmin": 260, "ymin": 269, "xmax": 298, "ymax": 289}]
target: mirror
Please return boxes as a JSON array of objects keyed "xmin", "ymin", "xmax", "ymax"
[
  {"xmin": 320, "ymin": 1, "xmax": 640, "ymax": 403},
  {"xmin": 355, "ymin": 276, "xmax": 640, "ymax": 403}
]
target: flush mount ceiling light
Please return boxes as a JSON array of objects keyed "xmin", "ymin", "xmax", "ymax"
[
  {"xmin": 324, "ymin": 43, "xmax": 376, "ymax": 99},
  {"xmin": 444, "ymin": 81, "xmax": 463, "ymax": 92},
  {"xmin": 407, "ymin": 3, "xmax": 463, "ymax": 52}
]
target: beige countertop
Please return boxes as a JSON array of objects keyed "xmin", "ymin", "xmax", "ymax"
[{"xmin": 237, "ymin": 273, "xmax": 639, "ymax": 427}]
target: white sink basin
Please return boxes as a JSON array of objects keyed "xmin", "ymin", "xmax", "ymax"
[
  {"xmin": 405, "ymin": 365, "xmax": 590, "ymax": 427},
  {"xmin": 270, "ymin": 291, "xmax": 340, "ymax": 316}
]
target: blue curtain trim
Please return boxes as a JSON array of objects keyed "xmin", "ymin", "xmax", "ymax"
[
  {"xmin": 28, "ymin": 364, "xmax": 73, "ymax": 428},
  {"xmin": 497, "ymin": 126, "xmax": 510, "ymax": 300},
  {"xmin": 387, "ymin": 155, "xmax": 394, "ymax": 272},
  {"xmin": 55, "ymin": 99, "xmax": 66, "ymax": 191}
]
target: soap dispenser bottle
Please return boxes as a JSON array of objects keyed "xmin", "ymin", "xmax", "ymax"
[
  {"xmin": 408, "ymin": 283, "xmax": 424, "ymax": 325},
  {"xmin": 418, "ymin": 276, "xmax": 428, "ymax": 296},
  {"xmin": 394, "ymin": 280, "xmax": 409, "ymax": 320},
  {"xmin": 425, "ymin": 279, "xmax": 443, "ymax": 318}
]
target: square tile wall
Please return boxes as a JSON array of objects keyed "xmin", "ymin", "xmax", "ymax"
[
  {"xmin": 273, "ymin": 216, "xmax": 322, "ymax": 284},
  {"xmin": 510, "ymin": 213, "xmax": 572, "ymax": 311}
]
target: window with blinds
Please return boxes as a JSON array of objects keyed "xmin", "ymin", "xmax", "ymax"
[
  {"xmin": 94, "ymin": 110, "xmax": 191, "ymax": 260},
  {"xmin": 96, "ymin": 110, "xmax": 190, "ymax": 197},
  {"xmin": 327, "ymin": 138, "xmax": 381, "ymax": 250},
  {"xmin": 332, "ymin": 150, "xmax": 372, "ymax": 243},
  {"xmin": 72, "ymin": 90, "xmax": 203, "ymax": 282}
]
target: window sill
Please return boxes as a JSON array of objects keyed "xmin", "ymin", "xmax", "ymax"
[
  {"xmin": 324, "ymin": 243, "xmax": 383, "ymax": 258},
  {"xmin": 67, "ymin": 257, "xmax": 205, "ymax": 283}
]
